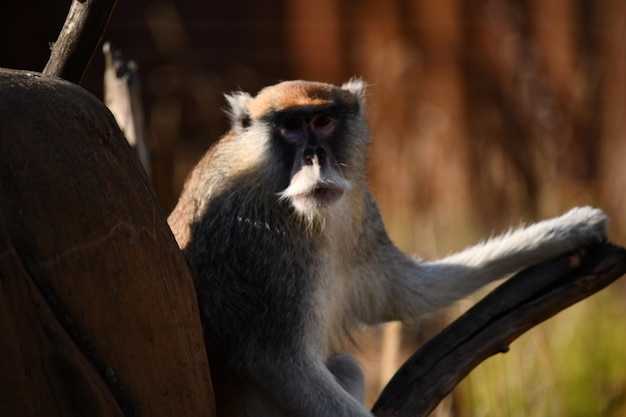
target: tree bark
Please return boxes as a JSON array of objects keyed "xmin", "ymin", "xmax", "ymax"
[{"xmin": 0, "ymin": 68, "xmax": 215, "ymax": 417}]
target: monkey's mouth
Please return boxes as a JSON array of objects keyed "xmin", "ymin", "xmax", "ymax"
[
  {"xmin": 294, "ymin": 185, "xmax": 344, "ymax": 208},
  {"xmin": 313, "ymin": 185, "xmax": 344, "ymax": 203}
]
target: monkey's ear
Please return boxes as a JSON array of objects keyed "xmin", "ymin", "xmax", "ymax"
[
  {"xmin": 225, "ymin": 91, "xmax": 253, "ymax": 131},
  {"xmin": 341, "ymin": 78, "xmax": 367, "ymax": 105}
]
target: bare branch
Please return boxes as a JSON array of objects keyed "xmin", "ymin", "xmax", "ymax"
[
  {"xmin": 103, "ymin": 42, "xmax": 151, "ymax": 177},
  {"xmin": 43, "ymin": 0, "xmax": 118, "ymax": 84},
  {"xmin": 372, "ymin": 243, "xmax": 626, "ymax": 417}
]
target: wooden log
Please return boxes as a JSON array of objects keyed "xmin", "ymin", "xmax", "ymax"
[{"xmin": 0, "ymin": 68, "xmax": 215, "ymax": 417}]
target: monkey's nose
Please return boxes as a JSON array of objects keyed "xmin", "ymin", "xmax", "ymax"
[{"xmin": 303, "ymin": 145, "xmax": 326, "ymax": 165}]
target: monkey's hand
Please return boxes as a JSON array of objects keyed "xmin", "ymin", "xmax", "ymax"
[
  {"xmin": 543, "ymin": 206, "xmax": 609, "ymax": 248},
  {"xmin": 435, "ymin": 206, "xmax": 609, "ymax": 271},
  {"xmin": 444, "ymin": 205, "xmax": 609, "ymax": 274}
]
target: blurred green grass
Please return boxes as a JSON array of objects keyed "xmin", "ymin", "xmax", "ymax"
[{"xmin": 458, "ymin": 285, "xmax": 626, "ymax": 417}]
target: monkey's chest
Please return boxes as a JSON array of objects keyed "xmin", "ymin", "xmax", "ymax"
[{"xmin": 312, "ymin": 260, "xmax": 357, "ymax": 354}]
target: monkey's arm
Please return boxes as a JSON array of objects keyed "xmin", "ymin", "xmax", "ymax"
[{"xmin": 356, "ymin": 206, "xmax": 608, "ymax": 323}]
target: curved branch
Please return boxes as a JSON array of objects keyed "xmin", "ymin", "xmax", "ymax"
[{"xmin": 373, "ymin": 243, "xmax": 626, "ymax": 417}]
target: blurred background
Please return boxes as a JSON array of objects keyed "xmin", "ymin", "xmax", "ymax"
[{"xmin": 2, "ymin": 0, "xmax": 626, "ymax": 415}]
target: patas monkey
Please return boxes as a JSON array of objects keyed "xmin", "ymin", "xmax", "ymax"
[{"xmin": 168, "ymin": 79, "xmax": 608, "ymax": 417}]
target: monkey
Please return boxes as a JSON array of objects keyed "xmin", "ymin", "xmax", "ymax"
[{"xmin": 167, "ymin": 79, "xmax": 608, "ymax": 417}]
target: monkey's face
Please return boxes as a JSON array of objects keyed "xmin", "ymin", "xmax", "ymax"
[
  {"xmin": 225, "ymin": 80, "xmax": 368, "ymax": 220},
  {"xmin": 274, "ymin": 108, "xmax": 353, "ymax": 216}
]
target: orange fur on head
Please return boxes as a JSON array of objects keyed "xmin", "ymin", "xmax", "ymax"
[{"xmin": 247, "ymin": 80, "xmax": 363, "ymax": 120}]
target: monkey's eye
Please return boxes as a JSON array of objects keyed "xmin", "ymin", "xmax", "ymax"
[
  {"xmin": 311, "ymin": 115, "xmax": 335, "ymax": 137},
  {"xmin": 281, "ymin": 117, "xmax": 303, "ymax": 132},
  {"xmin": 279, "ymin": 117, "xmax": 305, "ymax": 143},
  {"xmin": 312, "ymin": 115, "xmax": 331, "ymax": 128}
]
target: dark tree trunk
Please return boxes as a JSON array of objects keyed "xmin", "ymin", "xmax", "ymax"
[{"xmin": 0, "ymin": 68, "xmax": 216, "ymax": 417}]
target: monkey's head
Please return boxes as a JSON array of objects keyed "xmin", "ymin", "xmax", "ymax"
[{"xmin": 224, "ymin": 79, "xmax": 369, "ymax": 224}]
